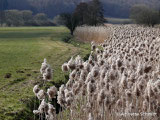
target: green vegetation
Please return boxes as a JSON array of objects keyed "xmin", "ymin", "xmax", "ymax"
[
  {"xmin": 0, "ymin": 27, "xmax": 90, "ymax": 120},
  {"xmin": 107, "ymin": 17, "xmax": 132, "ymax": 24},
  {"xmin": 130, "ymin": 4, "xmax": 160, "ymax": 26},
  {"xmin": 2, "ymin": 10, "xmax": 54, "ymax": 26}
]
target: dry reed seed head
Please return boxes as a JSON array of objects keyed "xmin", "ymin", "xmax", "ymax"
[
  {"xmin": 100, "ymin": 79, "xmax": 105, "ymax": 88},
  {"xmin": 87, "ymin": 81, "xmax": 96, "ymax": 95},
  {"xmin": 80, "ymin": 69, "xmax": 88, "ymax": 81},
  {"xmin": 75, "ymin": 55, "xmax": 81, "ymax": 63},
  {"xmin": 72, "ymin": 81, "xmax": 81, "ymax": 95},
  {"xmin": 65, "ymin": 97, "xmax": 73, "ymax": 107},
  {"xmin": 125, "ymin": 100, "xmax": 130, "ymax": 112},
  {"xmin": 48, "ymin": 103, "xmax": 56, "ymax": 115},
  {"xmin": 85, "ymin": 72, "xmax": 93, "ymax": 84},
  {"xmin": 119, "ymin": 73, "xmax": 127, "ymax": 89},
  {"xmin": 75, "ymin": 55, "xmax": 84, "ymax": 69},
  {"xmin": 47, "ymin": 86, "xmax": 57, "ymax": 100},
  {"xmin": 96, "ymin": 48, "xmax": 100, "ymax": 54},
  {"xmin": 66, "ymin": 79, "xmax": 73, "ymax": 90},
  {"xmin": 62, "ymin": 62, "xmax": 69, "ymax": 72},
  {"xmin": 33, "ymin": 85, "xmax": 40, "ymax": 95},
  {"xmin": 40, "ymin": 58, "xmax": 48, "ymax": 74},
  {"xmin": 88, "ymin": 55, "xmax": 94, "ymax": 64},
  {"xmin": 116, "ymin": 58, "xmax": 123, "ymax": 68},
  {"xmin": 91, "ymin": 41, "xmax": 95, "ymax": 45},
  {"xmin": 57, "ymin": 91, "xmax": 66, "ymax": 107},
  {"xmin": 111, "ymin": 63, "xmax": 117, "ymax": 70},
  {"xmin": 104, "ymin": 72, "xmax": 110, "ymax": 84},
  {"xmin": 64, "ymin": 88, "xmax": 69, "ymax": 95},
  {"xmin": 41, "ymin": 99, "xmax": 49, "ymax": 113},
  {"xmin": 97, "ymin": 89, "xmax": 106, "ymax": 106},
  {"xmin": 100, "ymin": 68, "xmax": 106, "ymax": 80},
  {"xmin": 88, "ymin": 113, "xmax": 94, "ymax": 120},
  {"xmin": 98, "ymin": 58, "xmax": 105, "ymax": 66},
  {"xmin": 83, "ymin": 61, "xmax": 91, "ymax": 72},
  {"xmin": 146, "ymin": 80, "xmax": 155, "ymax": 98},
  {"xmin": 59, "ymin": 84, "xmax": 65, "ymax": 93},
  {"xmin": 137, "ymin": 80, "xmax": 145, "ymax": 91},
  {"xmin": 129, "ymin": 102, "xmax": 134, "ymax": 111},
  {"xmin": 70, "ymin": 70, "xmax": 77, "ymax": 79},
  {"xmin": 116, "ymin": 99, "xmax": 122, "ymax": 107},
  {"xmin": 79, "ymin": 63, "xmax": 84, "ymax": 69},
  {"xmin": 104, "ymin": 96, "xmax": 110, "ymax": 107},
  {"xmin": 154, "ymin": 79, "xmax": 160, "ymax": 92},
  {"xmin": 91, "ymin": 44, "xmax": 96, "ymax": 51},
  {"xmin": 143, "ymin": 99, "xmax": 148, "ymax": 111},
  {"xmin": 110, "ymin": 86, "xmax": 116, "ymax": 95},
  {"xmin": 144, "ymin": 65, "xmax": 152, "ymax": 74},
  {"xmin": 103, "ymin": 51, "xmax": 108, "ymax": 59},
  {"xmin": 33, "ymin": 110, "xmax": 40, "ymax": 115},
  {"xmin": 82, "ymin": 84, "xmax": 87, "ymax": 96},
  {"xmin": 133, "ymin": 83, "xmax": 141, "ymax": 97},
  {"xmin": 43, "ymin": 65, "xmax": 53, "ymax": 81},
  {"xmin": 86, "ymin": 102, "xmax": 92, "ymax": 112},
  {"xmin": 67, "ymin": 57, "xmax": 76, "ymax": 70},
  {"xmin": 46, "ymin": 114, "xmax": 55, "ymax": 120},
  {"xmin": 108, "ymin": 69, "xmax": 117, "ymax": 81},
  {"xmin": 37, "ymin": 89, "xmax": 46, "ymax": 100},
  {"xmin": 91, "ymin": 65, "xmax": 99, "ymax": 77},
  {"xmin": 125, "ymin": 89, "xmax": 132, "ymax": 98},
  {"xmin": 38, "ymin": 99, "xmax": 49, "ymax": 113},
  {"xmin": 65, "ymin": 90, "xmax": 73, "ymax": 98}
]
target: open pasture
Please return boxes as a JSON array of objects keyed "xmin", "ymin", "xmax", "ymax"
[{"xmin": 0, "ymin": 27, "xmax": 90, "ymax": 120}]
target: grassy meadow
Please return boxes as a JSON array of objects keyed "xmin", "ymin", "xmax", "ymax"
[{"xmin": 0, "ymin": 27, "xmax": 90, "ymax": 120}]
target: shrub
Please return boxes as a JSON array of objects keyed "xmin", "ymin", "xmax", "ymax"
[{"xmin": 62, "ymin": 34, "xmax": 73, "ymax": 43}]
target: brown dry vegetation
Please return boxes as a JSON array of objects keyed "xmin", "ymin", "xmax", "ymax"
[
  {"xmin": 74, "ymin": 26, "xmax": 111, "ymax": 44},
  {"xmin": 32, "ymin": 25, "xmax": 160, "ymax": 120}
]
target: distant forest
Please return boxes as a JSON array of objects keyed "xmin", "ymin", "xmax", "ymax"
[{"xmin": 4, "ymin": 0, "xmax": 160, "ymax": 18}]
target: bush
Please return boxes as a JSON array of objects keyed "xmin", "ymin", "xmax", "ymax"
[
  {"xmin": 53, "ymin": 15, "xmax": 65, "ymax": 26},
  {"xmin": 62, "ymin": 34, "xmax": 73, "ymax": 43}
]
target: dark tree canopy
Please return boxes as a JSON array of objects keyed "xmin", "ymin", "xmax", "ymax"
[
  {"xmin": 60, "ymin": 13, "xmax": 79, "ymax": 35},
  {"xmin": 74, "ymin": 2, "xmax": 89, "ymax": 25},
  {"xmin": 74, "ymin": 0, "xmax": 105, "ymax": 26},
  {"xmin": 130, "ymin": 5, "xmax": 160, "ymax": 27},
  {"xmin": 87, "ymin": 0, "xmax": 105, "ymax": 26}
]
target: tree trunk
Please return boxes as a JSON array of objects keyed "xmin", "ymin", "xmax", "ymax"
[{"xmin": 70, "ymin": 30, "xmax": 74, "ymax": 36}]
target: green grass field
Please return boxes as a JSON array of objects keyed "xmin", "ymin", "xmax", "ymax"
[{"xmin": 0, "ymin": 27, "xmax": 90, "ymax": 120}]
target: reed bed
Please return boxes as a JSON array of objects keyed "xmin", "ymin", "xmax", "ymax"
[
  {"xmin": 74, "ymin": 26, "xmax": 111, "ymax": 43},
  {"xmin": 32, "ymin": 25, "xmax": 160, "ymax": 120}
]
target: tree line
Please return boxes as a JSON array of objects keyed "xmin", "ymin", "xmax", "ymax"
[
  {"xmin": 0, "ymin": 10, "xmax": 55, "ymax": 26},
  {"xmin": 0, "ymin": 0, "xmax": 160, "ymax": 29},
  {"xmin": 130, "ymin": 4, "xmax": 160, "ymax": 27}
]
